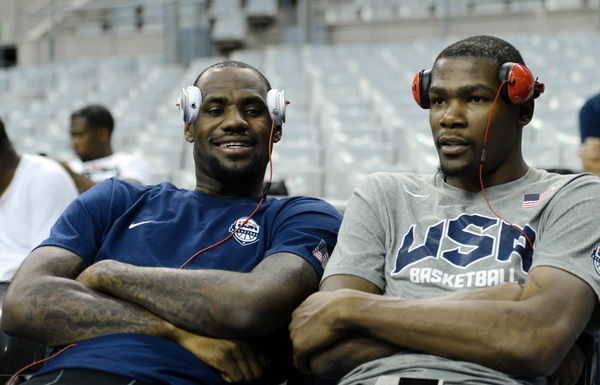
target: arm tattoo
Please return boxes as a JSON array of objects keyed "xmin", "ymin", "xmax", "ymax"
[{"xmin": 89, "ymin": 253, "xmax": 320, "ymax": 337}]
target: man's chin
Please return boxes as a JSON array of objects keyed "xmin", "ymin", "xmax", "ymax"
[
  {"xmin": 211, "ymin": 162, "xmax": 265, "ymax": 185},
  {"xmin": 439, "ymin": 163, "xmax": 479, "ymax": 180}
]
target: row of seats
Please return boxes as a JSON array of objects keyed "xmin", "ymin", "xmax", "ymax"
[
  {"xmin": 324, "ymin": 0, "xmax": 596, "ymax": 25},
  {"xmin": 0, "ymin": 31, "xmax": 596, "ymax": 200}
]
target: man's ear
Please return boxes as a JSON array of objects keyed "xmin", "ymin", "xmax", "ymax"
[
  {"xmin": 99, "ymin": 127, "xmax": 111, "ymax": 143},
  {"xmin": 184, "ymin": 123, "xmax": 194, "ymax": 143},
  {"xmin": 518, "ymin": 100, "xmax": 535, "ymax": 127}
]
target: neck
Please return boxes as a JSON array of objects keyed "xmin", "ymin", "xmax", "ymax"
[
  {"xmin": 194, "ymin": 175, "xmax": 265, "ymax": 198},
  {"xmin": 446, "ymin": 160, "xmax": 529, "ymax": 192}
]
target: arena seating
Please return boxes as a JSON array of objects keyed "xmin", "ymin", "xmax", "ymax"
[{"xmin": 0, "ymin": 30, "xmax": 597, "ymax": 201}]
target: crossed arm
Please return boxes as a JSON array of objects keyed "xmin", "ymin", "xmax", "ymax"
[
  {"xmin": 3, "ymin": 245, "xmax": 319, "ymax": 381},
  {"xmin": 290, "ymin": 266, "xmax": 596, "ymax": 380}
]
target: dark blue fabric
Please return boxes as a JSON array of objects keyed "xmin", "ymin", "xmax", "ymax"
[
  {"xmin": 34, "ymin": 178, "xmax": 342, "ymax": 385},
  {"xmin": 579, "ymin": 93, "xmax": 600, "ymax": 142}
]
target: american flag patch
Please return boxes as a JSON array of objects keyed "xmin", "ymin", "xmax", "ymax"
[
  {"xmin": 523, "ymin": 187, "xmax": 555, "ymax": 208},
  {"xmin": 312, "ymin": 239, "xmax": 330, "ymax": 268}
]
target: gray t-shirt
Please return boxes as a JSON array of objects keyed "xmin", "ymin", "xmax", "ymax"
[{"xmin": 323, "ymin": 168, "xmax": 600, "ymax": 385}]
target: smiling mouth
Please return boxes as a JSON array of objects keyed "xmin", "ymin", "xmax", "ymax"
[{"xmin": 218, "ymin": 142, "xmax": 252, "ymax": 148}]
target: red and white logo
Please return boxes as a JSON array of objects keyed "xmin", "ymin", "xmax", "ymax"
[{"xmin": 229, "ymin": 217, "xmax": 260, "ymax": 246}]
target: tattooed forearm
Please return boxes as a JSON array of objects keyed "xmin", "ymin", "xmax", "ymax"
[
  {"xmin": 17, "ymin": 280, "xmax": 173, "ymax": 347},
  {"xmin": 79, "ymin": 253, "xmax": 319, "ymax": 338},
  {"xmin": 2, "ymin": 247, "xmax": 174, "ymax": 347}
]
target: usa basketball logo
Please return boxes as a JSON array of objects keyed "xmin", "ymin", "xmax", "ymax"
[
  {"xmin": 229, "ymin": 217, "xmax": 260, "ymax": 246},
  {"xmin": 592, "ymin": 243, "xmax": 600, "ymax": 277}
]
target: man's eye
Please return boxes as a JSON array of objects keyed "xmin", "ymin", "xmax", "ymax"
[
  {"xmin": 431, "ymin": 97, "xmax": 445, "ymax": 105},
  {"xmin": 207, "ymin": 108, "xmax": 223, "ymax": 116},
  {"xmin": 245, "ymin": 108, "xmax": 262, "ymax": 117},
  {"xmin": 470, "ymin": 96, "xmax": 486, "ymax": 103}
]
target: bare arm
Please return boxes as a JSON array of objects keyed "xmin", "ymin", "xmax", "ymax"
[
  {"xmin": 292, "ymin": 274, "xmax": 524, "ymax": 378},
  {"xmin": 77, "ymin": 252, "xmax": 320, "ymax": 338},
  {"xmin": 59, "ymin": 161, "xmax": 144, "ymax": 193},
  {"xmin": 291, "ymin": 266, "xmax": 595, "ymax": 378},
  {"xmin": 2, "ymin": 246, "xmax": 177, "ymax": 347},
  {"xmin": 59, "ymin": 161, "xmax": 96, "ymax": 193},
  {"xmin": 581, "ymin": 137, "xmax": 600, "ymax": 176}
]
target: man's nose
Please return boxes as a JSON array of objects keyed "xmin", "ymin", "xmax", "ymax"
[
  {"xmin": 440, "ymin": 100, "xmax": 467, "ymax": 129},
  {"xmin": 221, "ymin": 108, "xmax": 249, "ymax": 132}
]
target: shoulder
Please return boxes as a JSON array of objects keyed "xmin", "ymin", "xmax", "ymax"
[
  {"xmin": 19, "ymin": 154, "xmax": 78, "ymax": 195},
  {"xmin": 357, "ymin": 171, "xmax": 434, "ymax": 196},
  {"xmin": 270, "ymin": 195, "xmax": 342, "ymax": 218},
  {"xmin": 21, "ymin": 154, "xmax": 65, "ymax": 175},
  {"xmin": 84, "ymin": 178, "xmax": 178, "ymax": 204},
  {"xmin": 534, "ymin": 168, "xmax": 600, "ymax": 193}
]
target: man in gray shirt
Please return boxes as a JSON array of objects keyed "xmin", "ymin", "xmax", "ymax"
[{"xmin": 290, "ymin": 35, "xmax": 600, "ymax": 385}]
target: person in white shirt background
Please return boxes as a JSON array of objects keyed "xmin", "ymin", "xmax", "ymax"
[
  {"xmin": 0, "ymin": 117, "xmax": 78, "ymax": 282},
  {"xmin": 60, "ymin": 104, "xmax": 152, "ymax": 193}
]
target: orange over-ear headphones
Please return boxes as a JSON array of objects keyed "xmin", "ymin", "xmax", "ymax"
[
  {"xmin": 177, "ymin": 86, "xmax": 288, "ymax": 127},
  {"xmin": 412, "ymin": 62, "xmax": 545, "ymax": 109}
]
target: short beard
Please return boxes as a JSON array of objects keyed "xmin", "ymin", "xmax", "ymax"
[
  {"xmin": 438, "ymin": 161, "xmax": 479, "ymax": 182},
  {"xmin": 192, "ymin": 143, "xmax": 270, "ymax": 194},
  {"xmin": 208, "ymin": 156, "xmax": 266, "ymax": 186}
]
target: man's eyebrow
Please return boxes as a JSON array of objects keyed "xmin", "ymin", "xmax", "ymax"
[
  {"xmin": 203, "ymin": 96, "xmax": 228, "ymax": 105},
  {"xmin": 429, "ymin": 84, "xmax": 497, "ymax": 95},
  {"xmin": 202, "ymin": 95, "xmax": 266, "ymax": 106},
  {"xmin": 240, "ymin": 95, "xmax": 267, "ymax": 106}
]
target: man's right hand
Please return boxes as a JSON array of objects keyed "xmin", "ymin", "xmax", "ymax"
[{"xmin": 173, "ymin": 327, "xmax": 269, "ymax": 383}]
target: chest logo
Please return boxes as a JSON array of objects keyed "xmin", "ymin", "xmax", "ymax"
[{"xmin": 229, "ymin": 217, "xmax": 260, "ymax": 246}]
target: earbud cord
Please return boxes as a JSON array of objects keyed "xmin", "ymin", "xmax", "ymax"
[
  {"xmin": 7, "ymin": 344, "xmax": 77, "ymax": 385},
  {"xmin": 479, "ymin": 80, "xmax": 535, "ymax": 251},
  {"xmin": 178, "ymin": 114, "xmax": 276, "ymax": 269},
  {"xmin": 7, "ymin": 117, "xmax": 278, "ymax": 384}
]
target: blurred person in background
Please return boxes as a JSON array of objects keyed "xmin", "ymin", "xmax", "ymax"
[
  {"xmin": 579, "ymin": 93, "xmax": 600, "ymax": 176},
  {"xmin": 0, "ymin": 118, "xmax": 78, "ymax": 281},
  {"xmin": 61, "ymin": 104, "xmax": 152, "ymax": 192}
]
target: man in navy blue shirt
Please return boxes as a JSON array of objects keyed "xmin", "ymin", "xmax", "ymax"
[{"xmin": 2, "ymin": 61, "xmax": 342, "ymax": 385}]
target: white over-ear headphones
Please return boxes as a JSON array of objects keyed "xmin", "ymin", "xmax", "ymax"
[{"xmin": 176, "ymin": 86, "xmax": 288, "ymax": 127}]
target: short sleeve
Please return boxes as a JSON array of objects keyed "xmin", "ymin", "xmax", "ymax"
[
  {"xmin": 38, "ymin": 178, "xmax": 126, "ymax": 264},
  {"xmin": 322, "ymin": 175, "xmax": 388, "ymax": 289},
  {"xmin": 531, "ymin": 175, "xmax": 600, "ymax": 331},
  {"xmin": 266, "ymin": 197, "xmax": 342, "ymax": 276}
]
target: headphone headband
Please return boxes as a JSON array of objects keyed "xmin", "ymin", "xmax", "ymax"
[{"xmin": 176, "ymin": 86, "xmax": 288, "ymax": 126}]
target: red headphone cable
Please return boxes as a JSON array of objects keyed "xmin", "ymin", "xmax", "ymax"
[
  {"xmin": 7, "ymin": 112, "xmax": 279, "ymax": 383},
  {"xmin": 179, "ymin": 113, "xmax": 277, "ymax": 268},
  {"xmin": 479, "ymin": 80, "xmax": 535, "ymax": 251},
  {"xmin": 7, "ymin": 344, "xmax": 77, "ymax": 385}
]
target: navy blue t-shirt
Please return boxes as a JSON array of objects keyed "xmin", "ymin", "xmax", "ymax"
[{"xmin": 35, "ymin": 178, "xmax": 342, "ymax": 385}]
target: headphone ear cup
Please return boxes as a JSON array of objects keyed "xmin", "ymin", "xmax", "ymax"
[
  {"xmin": 498, "ymin": 63, "xmax": 535, "ymax": 104},
  {"xmin": 412, "ymin": 70, "xmax": 431, "ymax": 109},
  {"xmin": 178, "ymin": 86, "xmax": 202, "ymax": 123},
  {"xmin": 266, "ymin": 89, "xmax": 287, "ymax": 127}
]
